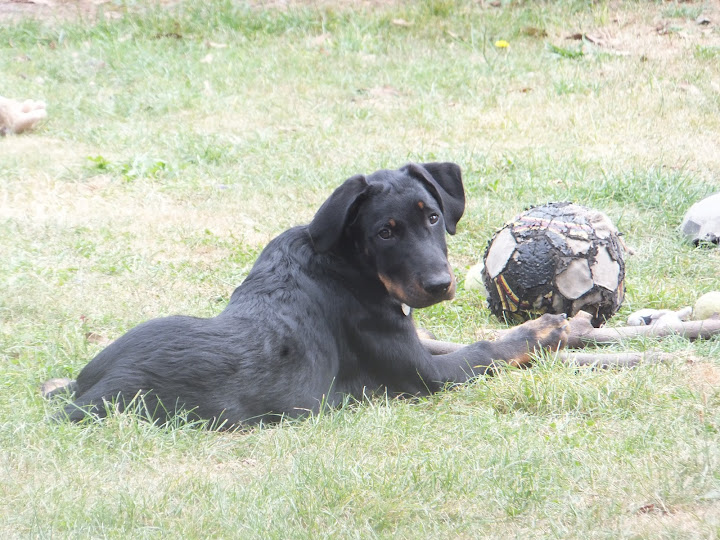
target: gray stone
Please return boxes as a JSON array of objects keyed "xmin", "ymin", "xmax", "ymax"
[{"xmin": 681, "ymin": 193, "xmax": 720, "ymax": 245}]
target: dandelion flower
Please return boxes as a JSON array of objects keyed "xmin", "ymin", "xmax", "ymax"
[{"xmin": 494, "ymin": 40, "xmax": 510, "ymax": 49}]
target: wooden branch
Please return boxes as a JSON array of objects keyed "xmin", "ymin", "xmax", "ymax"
[
  {"xmin": 564, "ymin": 311, "xmax": 720, "ymax": 348},
  {"xmin": 557, "ymin": 351, "xmax": 676, "ymax": 368},
  {"xmin": 478, "ymin": 310, "xmax": 720, "ymax": 348},
  {"xmin": 420, "ymin": 338, "xmax": 677, "ymax": 369},
  {"xmin": 420, "ymin": 311, "xmax": 720, "ymax": 369}
]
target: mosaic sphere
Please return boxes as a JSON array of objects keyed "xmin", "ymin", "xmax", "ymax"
[{"xmin": 481, "ymin": 202, "xmax": 626, "ymax": 327}]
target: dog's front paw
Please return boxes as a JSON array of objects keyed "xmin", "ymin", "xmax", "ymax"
[
  {"xmin": 517, "ymin": 313, "xmax": 570, "ymax": 350},
  {"xmin": 499, "ymin": 313, "xmax": 570, "ymax": 367}
]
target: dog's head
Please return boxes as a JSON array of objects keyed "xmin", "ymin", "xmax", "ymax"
[{"xmin": 308, "ymin": 162, "xmax": 465, "ymax": 308}]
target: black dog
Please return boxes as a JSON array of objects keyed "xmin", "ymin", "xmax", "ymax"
[{"xmin": 45, "ymin": 162, "xmax": 569, "ymax": 428}]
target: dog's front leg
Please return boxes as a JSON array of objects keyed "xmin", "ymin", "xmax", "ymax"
[{"xmin": 424, "ymin": 313, "xmax": 570, "ymax": 384}]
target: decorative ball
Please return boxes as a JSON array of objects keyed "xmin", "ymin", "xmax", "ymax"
[
  {"xmin": 692, "ymin": 291, "xmax": 720, "ymax": 320},
  {"xmin": 481, "ymin": 202, "xmax": 626, "ymax": 327},
  {"xmin": 680, "ymin": 193, "xmax": 720, "ymax": 246}
]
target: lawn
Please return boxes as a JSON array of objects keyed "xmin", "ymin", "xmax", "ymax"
[{"xmin": 1, "ymin": 0, "xmax": 719, "ymax": 537}]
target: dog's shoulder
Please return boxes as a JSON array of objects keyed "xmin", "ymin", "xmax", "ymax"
[
  {"xmin": 244, "ymin": 226, "xmax": 314, "ymax": 277},
  {"xmin": 230, "ymin": 226, "xmax": 365, "ymax": 301},
  {"xmin": 228, "ymin": 226, "xmax": 321, "ymax": 301}
]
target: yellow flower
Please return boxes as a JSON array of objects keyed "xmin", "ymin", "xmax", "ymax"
[{"xmin": 494, "ymin": 40, "xmax": 510, "ymax": 49}]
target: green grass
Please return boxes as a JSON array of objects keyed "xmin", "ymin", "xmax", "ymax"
[{"xmin": 1, "ymin": 0, "xmax": 720, "ymax": 537}]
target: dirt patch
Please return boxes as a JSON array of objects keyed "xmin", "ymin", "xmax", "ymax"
[
  {"xmin": 686, "ymin": 358, "xmax": 720, "ymax": 392},
  {"xmin": 625, "ymin": 501, "xmax": 720, "ymax": 537},
  {"xmin": 553, "ymin": 1, "xmax": 720, "ymax": 61},
  {"xmin": 5, "ymin": 0, "xmax": 719, "ymax": 64},
  {"xmin": 251, "ymin": 0, "xmax": 402, "ymax": 9},
  {"xmin": 0, "ymin": 173, "xmax": 273, "ymax": 254},
  {"xmin": 0, "ymin": 0, "xmax": 400, "ymax": 22},
  {"xmin": 0, "ymin": 0, "xmax": 177, "ymax": 22},
  {"xmin": 0, "ymin": 0, "xmax": 111, "ymax": 22}
]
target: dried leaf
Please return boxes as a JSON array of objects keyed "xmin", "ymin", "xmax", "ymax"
[
  {"xmin": 368, "ymin": 85, "xmax": 400, "ymax": 97},
  {"xmin": 308, "ymin": 33, "xmax": 332, "ymax": 46},
  {"xmin": 566, "ymin": 32, "xmax": 607, "ymax": 47},
  {"xmin": 635, "ymin": 502, "xmax": 669, "ymax": 515},
  {"xmin": 353, "ymin": 85, "xmax": 401, "ymax": 102},
  {"xmin": 86, "ymin": 332, "xmax": 112, "ymax": 346},
  {"xmin": 679, "ymin": 82, "xmax": 701, "ymax": 95},
  {"xmin": 154, "ymin": 32, "xmax": 183, "ymax": 40},
  {"xmin": 522, "ymin": 27, "xmax": 547, "ymax": 38},
  {"xmin": 584, "ymin": 33, "xmax": 608, "ymax": 47}
]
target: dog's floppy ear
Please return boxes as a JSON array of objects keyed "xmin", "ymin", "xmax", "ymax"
[
  {"xmin": 308, "ymin": 174, "xmax": 369, "ymax": 252},
  {"xmin": 408, "ymin": 162, "xmax": 465, "ymax": 234}
]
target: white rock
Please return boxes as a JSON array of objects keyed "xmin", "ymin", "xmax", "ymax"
[{"xmin": 681, "ymin": 193, "xmax": 720, "ymax": 245}]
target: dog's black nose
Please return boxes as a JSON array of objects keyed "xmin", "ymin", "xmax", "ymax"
[{"xmin": 422, "ymin": 275, "xmax": 453, "ymax": 296}]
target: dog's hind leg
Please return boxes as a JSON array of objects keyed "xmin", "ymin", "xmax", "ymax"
[
  {"xmin": 50, "ymin": 396, "xmax": 106, "ymax": 423},
  {"xmin": 40, "ymin": 378, "xmax": 77, "ymax": 399},
  {"xmin": 56, "ymin": 389, "xmax": 179, "ymax": 425},
  {"xmin": 54, "ymin": 384, "xmax": 134, "ymax": 423}
]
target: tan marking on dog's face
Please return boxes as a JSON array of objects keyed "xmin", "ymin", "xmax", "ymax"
[
  {"xmin": 377, "ymin": 273, "xmax": 407, "ymax": 301},
  {"xmin": 378, "ymin": 270, "xmax": 456, "ymax": 308},
  {"xmin": 445, "ymin": 265, "xmax": 457, "ymax": 300},
  {"xmin": 417, "ymin": 201, "xmax": 425, "ymax": 210},
  {"xmin": 388, "ymin": 218, "xmax": 396, "ymax": 228}
]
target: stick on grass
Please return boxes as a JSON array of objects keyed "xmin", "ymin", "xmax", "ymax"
[{"xmin": 421, "ymin": 311, "xmax": 720, "ymax": 368}]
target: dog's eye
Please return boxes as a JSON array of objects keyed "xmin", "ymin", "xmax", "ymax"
[
  {"xmin": 428, "ymin": 213, "xmax": 440, "ymax": 225},
  {"xmin": 378, "ymin": 228, "xmax": 393, "ymax": 240}
]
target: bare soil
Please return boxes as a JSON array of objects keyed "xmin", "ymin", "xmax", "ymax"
[
  {"xmin": 3, "ymin": 0, "xmax": 719, "ymax": 62},
  {"xmin": 0, "ymin": 0, "xmax": 399, "ymax": 21}
]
